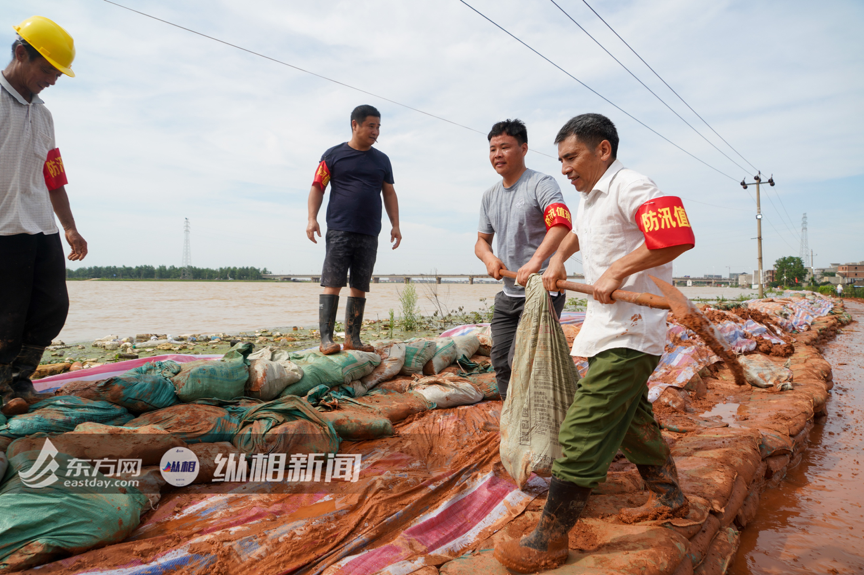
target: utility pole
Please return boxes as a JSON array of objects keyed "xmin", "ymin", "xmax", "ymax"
[
  {"xmin": 741, "ymin": 173, "xmax": 775, "ymax": 298},
  {"xmin": 181, "ymin": 218, "xmax": 192, "ymax": 280}
]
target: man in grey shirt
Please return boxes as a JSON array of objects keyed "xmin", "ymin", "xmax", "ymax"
[{"xmin": 475, "ymin": 119, "xmax": 573, "ymax": 399}]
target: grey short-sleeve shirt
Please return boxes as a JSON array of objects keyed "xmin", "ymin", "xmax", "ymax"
[{"xmin": 478, "ymin": 168, "xmax": 566, "ymax": 296}]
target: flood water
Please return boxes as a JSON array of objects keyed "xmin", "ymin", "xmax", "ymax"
[
  {"xmin": 731, "ymin": 301, "xmax": 864, "ymax": 574},
  {"xmin": 59, "ymin": 281, "xmax": 758, "ymax": 343}
]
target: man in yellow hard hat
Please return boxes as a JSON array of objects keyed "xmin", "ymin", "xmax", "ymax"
[{"xmin": 0, "ymin": 16, "xmax": 86, "ymax": 417}]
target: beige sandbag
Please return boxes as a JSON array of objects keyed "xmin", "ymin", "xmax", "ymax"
[
  {"xmin": 410, "ymin": 374, "xmax": 484, "ymax": 409},
  {"xmin": 361, "ymin": 343, "xmax": 406, "ymax": 390},
  {"xmin": 247, "ymin": 347, "xmax": 303, "ymax": 400}
]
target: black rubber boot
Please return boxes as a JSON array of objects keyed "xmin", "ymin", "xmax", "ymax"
[
  {"xmin": 343, "ymin": 297, "xmax": 374, "ymax": 352},
  {"xmin": 318, "ymin": 294, "xmax": 341, "ymax": 355},
  {"xmin": 494, "ymin": 477, "xmax": 591, "ymax": 573},
  {"xmin": 619, "ymin": 454, "xmax": 689, "ymax": 523},
  {"xmin": 10, "ymin": 345, "xmax": 52, "ymax": 404},
  {"xmin": 1, "ymin": 364, "xmax": 29, "ymax": 417}
]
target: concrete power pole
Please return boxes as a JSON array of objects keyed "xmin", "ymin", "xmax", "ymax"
[
  {"xmin": 799, "ymin": 214, "xmax": 809, "ymax": 264},
  {"xmin": 181, "ymin": 218, "xmax": 192, "ymax": 280},
  {"xmin": 741, "ymin": 173, "xmax": 775, "ymax": 298}
]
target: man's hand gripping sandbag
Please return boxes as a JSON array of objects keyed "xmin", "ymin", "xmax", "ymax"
[{"xmin": 500, "ymin": 274, "xmax": 579, "ymax": 488}]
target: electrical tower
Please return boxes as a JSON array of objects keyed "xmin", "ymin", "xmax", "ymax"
[
  {"xmin": 799, "ymin": 213, "xmax": 809, "ymax": 264},
  {"xmin": 181, "ymin": 218, "xmax": 192, "ymax": 279}
]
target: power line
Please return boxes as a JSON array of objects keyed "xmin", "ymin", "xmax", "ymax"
[
  {"xmin": 100, "ymin": 0, "xmax": 553, "ymax": 161},
  {"xmin": 548, "ymin": 0, "xmax": 753, "ymax": 177},
  {"xmin": 457, "ymin": 0, "xmax": 741, "ymax": 183},
  {"xmin": 578, "ymin": 0, "xmax": 760, "ymax": 174}
]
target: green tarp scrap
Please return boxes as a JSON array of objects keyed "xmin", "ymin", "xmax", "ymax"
[
  {"xmin": 57, "ymin": 360, "xmax": 180, "ymax": 414},
  {"xmin": 280, "ymin": 350, "xmax": 381, "ymax": 397},
  {"xmin": 0, "ymin": 450, "xmax": 148, "ymax": 572},
  {"xmin": 0, "ymin": 397, "xmax": 133, "ymax": 442},
  {"xmin": 171, "ymin": 342, "xmax": 253, "ymax": 402}
]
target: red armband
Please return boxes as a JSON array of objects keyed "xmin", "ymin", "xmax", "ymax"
[
  {"xmin": 312, "ymin": 160, "xmax": 330, "ymax": 191},
  {"xmin": 635, "ymin": 196, "xmax": 695, "ymax": 249},
  {"xmin": 43, "ymin": 148, "xmax": 68, "ymax": 191},
  {"xmin": 543, "ymin": 202, "xmax": 572, "ymax": 231}
]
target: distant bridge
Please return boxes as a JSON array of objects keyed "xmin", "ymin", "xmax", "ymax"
[{"xmin": 262, "ymin": 273, "xmax": 737, "ymax": 287}]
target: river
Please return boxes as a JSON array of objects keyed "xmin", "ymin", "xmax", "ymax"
[
  {"xmin": 731, "ymin": 301, "xmax": 864, "ymax": 574},
  {"xmin": 59, "ymin": 280, "xmax": 756, "ymax": 343}
]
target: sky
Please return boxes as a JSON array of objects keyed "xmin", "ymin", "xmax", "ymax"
[{"xmin": 7, "ymin": 0, "xmax": 864, "ymax": 277}]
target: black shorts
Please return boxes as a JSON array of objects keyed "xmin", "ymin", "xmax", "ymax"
[{"xmin": 321, "ymin": 230, "xmax": 378, "ymax": 293}]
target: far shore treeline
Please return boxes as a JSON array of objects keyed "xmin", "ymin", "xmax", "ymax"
[{"xmin": 66, "ymin": 265, "xmax": 272, "ymax": 280}]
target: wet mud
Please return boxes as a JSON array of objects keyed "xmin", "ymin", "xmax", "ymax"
[
  {"xmin": 679, "ymin": 310, "xmax": 748, "ymax": 386},
  {"xmin": 731, "ymin": 301, "xmax": 864, "ymax": 575}
]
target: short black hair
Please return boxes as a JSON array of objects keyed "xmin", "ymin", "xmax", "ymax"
[
  {"xmin": 351, "ymin": 105, "xmax": 381, "ymax": 125},
  {"xmin": 554, "ymin": 113, "xmax": 619, "ymax": 158},
  {"xmin": 488, "ymin": 119, "xmax": 528, "ymax": 146},
  {"xmin": 10, "ymin": 37, "xmax": 40, "ymax": 62}
]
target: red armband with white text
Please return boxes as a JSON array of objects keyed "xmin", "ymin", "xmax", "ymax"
[
  {"xmin": 312, "ymin": 160, "xmax": 331, "ymax": 190},
  {"xmin": 43, "ymin": 148, "xmax": 68, "ymax": 191},
  {"xmin": 543, "ymin": 202, "xmax": 572, "ymax": 231},
  {"xmin": 635, "ymin": 196, "xmax": 695, "ymax": 249}
]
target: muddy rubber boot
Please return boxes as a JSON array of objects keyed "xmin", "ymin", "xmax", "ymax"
[
  {"xmin": 10, "ymin": 345, "xmax": 52, "ymax": 405},
  {"xmin": 342, "ymin": 297, "xmax": 374, "ymax": 352},
  {"xmin": 619, "ymin": 454, "xmax": 689, "ymax": 523},
  {"xmin": 494, "ymin": 477, "xmax": 591, "ymax": 573},
  {"xmin": 1, "ymin": 364, "xmax": 29, "ymax": 417},
  {"xmin": 318, "ymin": 294, "xmax": 341, "ymax": 355}
]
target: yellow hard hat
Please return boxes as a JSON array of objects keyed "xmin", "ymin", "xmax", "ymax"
[{"xmin": 13, "ymin": 16, "xmax": 76, "ymax": 77}]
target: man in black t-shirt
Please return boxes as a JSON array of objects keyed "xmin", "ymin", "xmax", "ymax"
[{"xmin": 306, "ymin": 104, "xmax": 402, "ymax": 354}]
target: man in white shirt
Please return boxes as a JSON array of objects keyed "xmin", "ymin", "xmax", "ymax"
[
  {"xmin": 1, "ymin": 17, "xmax": 86, "ymax": 416},
  {"xmin": 495, "ymin": 114, "xmax": 695, "ymax": 573}
]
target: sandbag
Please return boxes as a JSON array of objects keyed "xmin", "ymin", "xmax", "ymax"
[
  {"xmin": 352, "ymin": 390, "xmax": 433, "ymax": 423},
  {"xmin": 125, "ymin": 403, "xmax": 241, "ymax": 443},
  {"xmin": 317, "ymin": 407, "xmax": 394, "ymax": 440},
  {"xmin": 0, "ymin": 453, "xmax": 6, "ymax": 486},
  {"xmin": 465, "ymin": 372, "xmax": 500, "ymax": 400},
  {"xmin": 410, "ymin": 374, "xmax": 484, "ymax": 409},
  {"xmin": 281, "ymin": 351, "xmax": 381, "ymax": 397},
  {"xmin": 0, "ymin": 396, "xmax": 133, "ymax": 442},
  {"xmin": 400, "ymin": 339, "xmax": 437, "ymax": 375},
  {"xmin": 261, "ymin": 419, "xmax": 341, "ymax": 456},
  {"xmin": 423, "ymin": 335, "xmax": 481, "ymax": 375},
  {"xmin": 56, "ymin": 360, "xmax": 180, "ymax": 414},
  {"xmin": 739, "ymin": 355, "xmax": 793, "ymax": 390},
  {"xmin": 500, "ymin": 275, "xmax": 578, "ymax": 488},
  {"xmin": 361, "ymin": 343, "xmax": 406, "ymax": 390},
  {"xmin": 247, "ymin": 347, "xmax": 303, "ymax": 400},
  {"xmin": 232, "ymin": 396, "xmax": 340, "ymax": 455},
  {"xmin": 0, "ymin": 451, "xmax": 148, "ymax": 572},
  {"xmin": 7, "ymin": 423, "xmax": 185, "ymax": 466},
  {"xmin": 171, "ymin": 342, "xmax": 252, "ymax": 402}
]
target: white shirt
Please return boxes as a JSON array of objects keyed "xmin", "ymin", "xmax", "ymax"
[
  {"xmin": 0, "ymin": 72, "xmax": 59, "ymax": 236},
  {"xmin": 571, "ymin": 159, "xmax": 672, "ymax": 357}
]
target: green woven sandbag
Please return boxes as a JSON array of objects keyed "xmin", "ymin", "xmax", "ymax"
[
  {"xmin": 0, "ymin": 451, "xmax": 148, "ymax": 572},
  {"xmin": 125, "ymin": 403, "xmax": 241, "ymax": 444},
  {"xmin": 280, "ymin": 351, "xmax": 380, "ymax": 397},
  {"xmin": 400, "ymin": 339, "xmax": 437, "ymax": 375},
  {"xmin": 232, "ymin": 396, "xmax": 340, "ymax": 454},
  {"xmin": 57, "ymin": 360, "xmax": 180, "ymax": 415},
  {"xmin": 0, "ymin": 397, "xmax": 132, "ymax": 442},
  {"xmin": 171, "ymin": 343, "xmax": 252, "ymax": 402}
]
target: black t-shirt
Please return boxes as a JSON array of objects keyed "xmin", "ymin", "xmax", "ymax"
[{"xmin": 317, "ymin": 143, "xmax": 394, "ymax": 237}]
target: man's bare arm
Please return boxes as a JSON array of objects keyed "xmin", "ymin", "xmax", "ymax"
[
  {"xmin": 475, "ymin": 232, "xmax": 507, "ymax": 280},
  {"xmin": 49, "ymin": 186, "xmax": 87, "ymax": 261},
  {"xmin": 542, "ymin": 232, "xmax": 580, "ymax": 291},
  {"xmin": 382, "ymin": 182, "xmax": 401, "ymax": 249},
  {"xmin": 592, "ymin": 243, "xmax": 692, "ymax": 304},
  {"xmin": 516, "ymin": 225, "xmax": 569, "ymax": 286},
  {"xmin": 306, "ymin": 185, "xmax": 324, "ymax": 243}
]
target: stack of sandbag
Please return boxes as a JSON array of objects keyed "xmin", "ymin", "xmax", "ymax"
[
  {"xmin": 0, "ymin": 450, "xmax": 150, "ymax": 572},
  {"xmin": 279, "ymin": 350, "xmax": 380, "ymax": 397},
  {"xmin": 56, "ymin": 360, "xmax": 180, "ymax": 414},
  {"xmin": 246, "ymin": 347, "xmax": 304, "ymax": 400},
  {"xmin": 171, "ymin": 342, "xmax": 253, "ymax": 402},
  {"xmin": 422, "ymin": 335, "xmax": 481, "ymax": 375},
  {"xmin": 409, "ymin": 374, "xmax": 485, "ymax": 408},
  {"xmin": 231, "ymin": 396, "xmax": 340, "ymax": 455}
]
